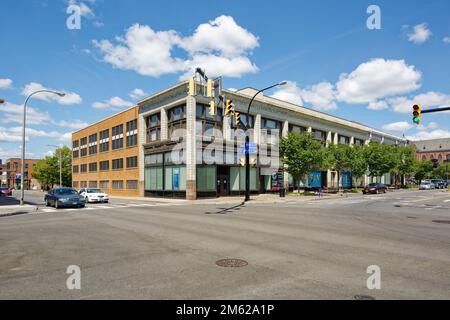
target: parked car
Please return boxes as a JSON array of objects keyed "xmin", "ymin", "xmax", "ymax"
[
  {"xmin": 44, "ymin": 188, "xmax": 86, "ymax": 209},
  {"xmin": 78, "ymin": 188, "xmax": 109, "ymax": 203},
  {"xmin": 362, "ymin": 183, "xmax": 387, "ymax": 194},
  {"xmin": 0, "ymin": 187, "xmax": 12, "ymax": 196},
  {"xmin": 431, "ymin": 179, "xmax": 446, "ymax": 189},
  {"xmin": 419, "ymin": 181, "xmax": 436, "ymax": 190}
]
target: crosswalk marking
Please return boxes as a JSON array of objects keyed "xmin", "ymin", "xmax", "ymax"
[{"xmin": 38, "ymin": 202, "xmax": 181, "ymax": 213}]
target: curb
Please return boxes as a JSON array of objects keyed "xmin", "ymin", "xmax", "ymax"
[{"xmin": 0, "ymin": 205, "xmax": 38, "ymax": 218}]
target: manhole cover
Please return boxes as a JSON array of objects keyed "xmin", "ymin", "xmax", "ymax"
[
  {"xmin": 354, "ymin": 295, "xmax": 376, "ymax": 300},
  {"xmin": 432, "ymin": 220, "xmax": 450, "ymax": 224},
  {"xmin": 216, "ymin": 259, "xmax": 248, "ymax": 268}
]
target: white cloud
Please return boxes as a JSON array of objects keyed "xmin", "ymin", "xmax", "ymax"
[
  {"xmin": 68, "ymin": 0, "xmax": 95, "ymax": 18},
  {"xmin": 416, "ymin": 122, "xmax": 439, "ymax": 131},
  {"xmin": 0, "ymin": 127, "xmax": 70, "ymax": 143},
  {"xmin": 22, "ymin": 82, "xmax": 82, "ymax": 105},
  {"xmin": 271, "ymin": 81, "xmax": 303, "ymax": 106},
  {"xmin": 0, "ymin": 102, "xmax": 52, "ymax": 125},
  {"xmin": 0, "ymin": 78, "xmax": 13, "ymax": 89},
  {"xmin": 368, "ymin": 100, "xmax": 389, "ymax": 110},
  {"xmin": 443, "ymin": 37, "xmax": 450, "ymax": 44},
  {"xmin": 407, "ymin": 129, "xmax": 450, "ymax": 141},
  {"xmin": 56, "ymin": 120, "xmax": 89, "ymax": 130},
  {"xmin": 388, "ymin": 91, "xmax": 450, "ymax": 113},
  {"xmin": 300, "ymin": 82, "xmax": 337, "ymax": 111},
  {"xmin": 92, "ymin": 96, "xmax": 133, "ymax": 110},
  {"xmin": 0, "ymin": 146, "xmax": 34, "ymax": 160},
  {"xmin": 382, "ymin": 121, "xmax": 413, "ymax": 132},
  {"xmin": 129, "ymin": 88, "xmax": 148, "ymax": 100},
  {"xmin": 407, "ymin": 23, "xmax": 432, "ymax": 44},
  {"xmin": 271, "ymin": 81, "xmax": 337, "ymax": 111},
  {"xmin": 93, "ymin": 15, "xmax": 259, "ymax": 79},
  {"xmin": 0, "ymin": 127, "xmax": 23, "ymax": 142},
  {"xmin": 336, "ymin": 59, "xmax": 422, "ymax": 104}
]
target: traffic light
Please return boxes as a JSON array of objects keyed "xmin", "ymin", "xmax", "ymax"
[
  {"xmin": 188, "ymin": 77, "xmax": 195, "ymax": 96},
  {"xmin": 209, "ymin": 100, "xmax": 216, "ymax": 116},
  {"xmin": 412, "ymin": 104, "xmax": 421, "ymax": 125},
  {"xmin": 225, "ymin": 100, "xmax": 234, "ymax": 117},
  {"xmin": 234, "ymin": 112, "xmax": 240, "ymax": 127}
]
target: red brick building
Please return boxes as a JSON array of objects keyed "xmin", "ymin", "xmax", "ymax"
[{"xmin": 413, "ymin": 138, "xmax": 450, "ymax": 164}]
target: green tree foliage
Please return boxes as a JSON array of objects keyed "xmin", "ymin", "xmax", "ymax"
[
  {"xmin": 363, "ymin": 142, "xmax": 396, "ymax": 178},
  {"xmin": 412, "ymin": 160, "xmax": 434, "ymax": 184},
  {"xmin": 390, "ymin": 145, "xmax": 416, "ymax": 185},
  {"xmin": 279, "ymin": 132, "xmax": 327, "ymax": 190},
  {"xmin": 432, "ymin": 161, "xmax": 450, "ymax": 180},
  {"xmin": 327, "ymin": 144, "xmax": 354, "ymax": 190},
  {"xmin": 32, "ymin": 146, "xmax": 72, "ymax": 188}
]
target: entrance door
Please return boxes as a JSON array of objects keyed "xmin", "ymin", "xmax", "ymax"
[{"xmin": 217, "ymin": 166, "xmax": 229, "ymax": 196}]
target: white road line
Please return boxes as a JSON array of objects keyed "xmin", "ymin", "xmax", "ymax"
[
  {"xmin": 94, "ymin": 205, "xmax": 114, "ymax": 209},
  {"xmin": 444, "ymin": 200, "xmax": 450, "ymax": 203}
]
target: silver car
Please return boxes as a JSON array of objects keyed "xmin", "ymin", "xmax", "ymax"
[{"xmin": 419, "ymin": 181, "xmax": 435, "ymax": 190}]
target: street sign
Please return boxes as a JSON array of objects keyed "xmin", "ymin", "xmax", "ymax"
[{"xmin": 238, "ymin": 142, "xmax": 257, "ymax": 155}]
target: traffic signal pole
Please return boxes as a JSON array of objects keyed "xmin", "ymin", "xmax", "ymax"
[{"xmin": 421, "ymin": 107, "xmax": 450, "ymax": 113}]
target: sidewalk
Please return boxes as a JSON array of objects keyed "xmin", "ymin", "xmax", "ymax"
[{"xmin": 0, "ymin": 205, "xmax": 38, "ymax": 217}]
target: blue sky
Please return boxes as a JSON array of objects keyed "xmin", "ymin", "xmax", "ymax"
[{"xmin": 1, "ymin": 0, "xmax": 450, "ymax": 161}]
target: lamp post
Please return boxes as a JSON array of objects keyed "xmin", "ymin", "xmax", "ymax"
[
  {"xmin": 20, "ymin": 90, "xmax": 65, "ymax": 205},
  {"xmin": 47, "ymin": 144, "xmax": 63, "ymax": 188},
  {"xmin": 242, "ymin": 81, "xmax": 287, "ymax": 202}
]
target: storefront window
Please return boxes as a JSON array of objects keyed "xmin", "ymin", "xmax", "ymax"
[{"xmin": 197, "ymin": 166, "xmax": 216, "ymax": 192}]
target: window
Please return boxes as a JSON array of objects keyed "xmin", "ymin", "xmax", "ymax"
[
  {"xmin": 112, "ymin": 158, "xmax": 124, "ymax": 170},
  {"xmin": 80, "ymin": 137, "xmax": 88, "ymax": 157},
  {"xmin": 80, "ymin": 164, "xmax": 87, "ymax": 173},
  {"xmin": 99, "ymin": 160, "xmax": 109, "ymax": 171},
  {"xmin": 312, "ymin": 129, "xmax": 326, "ymax": 141},
  {"xmin": 231, "ymin": 113, "xmax": 252, "ymax": 129},
  {"xmin": 72, "ymin": 140, "xmax": 79, "ymax": 158},
  {"xmin": 99, "ymin": 181, "xmax": 109, "ymax": 189},
  {"xmin": 339, "ymin": 135, "xmax": 350, "ymax": 145},
  {"xmin": 147, "ymin": 113, "xmax": 161, "ymax": 143},
  {"xmin": 72, "ymin": 181, "xmax": 79, "ymax": 189},
  {"xmin": 89, "ymin": 162, "xmax": 97, "ymax": 172},
  {"xmin": 261, "ymin": 118, "xmax": 281, "ymax": 145},
  {"xmin": 99, "ymin": 129, "xmax": 109, "ymax": 152},
  {"xmin": 14, "ymin": 162, "xmax": 18, "ymax": 170},
  {"xmin": 25, "ymin": 163, "xmax": 29, "ymax": 169},
  {"xmin": 126, "ymin": 180, "xmax": 138, "ymax": 190},
  {"xmin": 89, "ymin": 181, "xmax": 98, "ymax": 188},
  {"xmin": 80, "ymin": 181, "xmax": 87, "ymax": 188},
  {"xmin": 126, "ymin": 156, "xmax": 138, "ymax": 168},
  {"xmin": 111, "ymin": 124, "xmax": 124, "ymax": 150},
  {"xmin": 168, "ymin": 106, "xmax": 185, "ymax": 122},
  {"xmin": 145, "ymin": 153, "xmax": 164, "ymax": 165},
  {"xmin": 73, "ymin": 165, "xmax": 79, "ymax": 174},
  {"xmin": 289, "ymin": 124, "xmax": 307, "ymax": 134},
  {"xmin": 168, "ymin": 106, "xmax": 186, "ymax": 139},
  {"xmin": 112, "ymin": 180, "xmax": 124, "ymax": 190},
  {"xmin": 126, "ymin": 119, "xmax": 138, "ymax": 147},
  {"xmin": 354, "ymin": 139, "xmax": 364, "ymax": 146},
  {"xmin": 89, "ymin": 133, "xmax": 98, "ymax": 155}
]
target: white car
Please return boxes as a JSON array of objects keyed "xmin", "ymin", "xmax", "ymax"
[
  {"xmin": 79, "ymin": 188, "xmax": 109, "ymax": 203},
  {"xmin": 419, "ymin": 182, "xmax": 435, "ymax": 190}
]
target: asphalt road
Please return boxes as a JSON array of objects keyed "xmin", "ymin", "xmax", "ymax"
[{"xmin": 0, "ymin": 189, "xmax": 449, "ymax": 299}]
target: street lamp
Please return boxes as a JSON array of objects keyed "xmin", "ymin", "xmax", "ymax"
[
  {"xmin": 47, "ymin": 144, "xmax": 63, "ymax": 188},
  {"xmin": 20, "ymin": 90, "xmax": 65, "ymax": 205},
  {"xmin": 0, "ymin": 98, "xmax": 5, "ymax": 104},
  {"xmin": 242, "ymin": 81, "xmax": 287, "ymax": 202}
]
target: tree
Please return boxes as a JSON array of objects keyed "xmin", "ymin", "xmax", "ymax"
[
  {"xmin": 363, "ymin": 142, "xmax": 396, "ymax": 179},
  {"xmin": 328, "ymin": 144, "xmax": 354, "ymax": 190},
  {"xmin": 390, "ymin": 145, "xmax": 416, "ymax": 186},
  {"xmin": 433, "ymin": 162, "xmax": 450, "ymax": 180},
  {"xmin": 280, "ymin": 132, "xmax": 327, "ymax": 192},
  {"xmin": 348, "ymin": 145, "xmax": 368, "ymax": 187},
  {"xmin": 413, "ymin": 160, "xmax": 434, "ymax": 184},
  {"xmin": 32, "ymin": 146, "xmax": 72, "ymax": 189}
]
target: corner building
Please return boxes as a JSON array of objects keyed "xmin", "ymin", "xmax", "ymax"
[{"xmin": 136, "ymin": 81, "xmax": 407, "ymax": 200}]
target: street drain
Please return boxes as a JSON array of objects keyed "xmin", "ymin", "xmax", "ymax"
[
  {"xmin": 216, "ymin": 259, "xmax": 248, "ymax": 268},
  {"xmin": 432, "ymin": 220, "xmax": 450, "ymax": 225},
  {"xmin": 354, "ymin": 295, "xmax": 376, "ymax": 300}
]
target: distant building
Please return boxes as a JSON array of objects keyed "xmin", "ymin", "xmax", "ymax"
[
  {"xmin": 0, "ymin": 160, "xmax": 7, "ymax": 187},
  {"xmin": 4, "ymin": 158, "xmax": 41, "ymax": 190},
  {"xmin": 413, "ymin": 138, "xmax": 450, "ymax": 164}
]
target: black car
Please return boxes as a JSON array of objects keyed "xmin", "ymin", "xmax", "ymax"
[
  {"xmin": 44, "ymin": 188, "xmax": 86, "ymax": 209},
  {"xmin": 431, "ymin": 179, "xmax": 446, "ymax": 189},
  {"xmin": 362, "ymin": 183, "xmax": 387, "ymax": 194}
]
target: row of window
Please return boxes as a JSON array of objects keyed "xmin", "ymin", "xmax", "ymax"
[
  {"xmin": 72, "ymin": 180, "xmax": 138, "ymax": 190},
  {"xmin": 73, "ymin": 156, "xmax": 138, "ymax": 173},
  {"xmin": 73, "ymin": 119, "xmax": 138, "ymax": 158},
  {"xmin": 6, "ymin": 162, "xmax": 36, "ymax": 170}
]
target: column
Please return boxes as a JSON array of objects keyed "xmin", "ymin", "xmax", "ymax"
[
  {"xmin": 138, "ymin": 114, "xmax": 146, "ymax": 197},
  {"xmin": 307, "ymin": 127, "xmax": 312, "ymax": 133},
  {"xmin": 282, "ymin": 121, "xmax": 289, "ymax": 189},
  {"xmin": 186, "ymin": 96, "xmax": 197, "ymax": 200},
  {"xmin": 254, "ymin": 114, "xmax": 261, "ymax": 145},
  {"xmin": 160, "ymin": 108, "xmax": 168, "ymax": 140}
]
